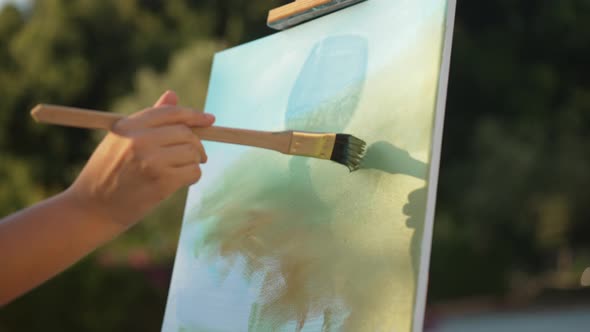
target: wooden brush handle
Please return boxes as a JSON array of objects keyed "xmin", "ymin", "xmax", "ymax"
[
  {"xmin": 31, "ymin": 104, "xmax": 292, "ymax": 153},
  {"xmin": 31, "ymin": 104, "xmax": 122, "ymax": 129}
]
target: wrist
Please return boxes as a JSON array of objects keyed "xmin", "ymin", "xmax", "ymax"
[{"xmin": 61, "ymin": 186, "xmax": 126, "ymax": 233}]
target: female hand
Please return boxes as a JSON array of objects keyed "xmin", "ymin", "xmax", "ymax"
[{"xmin": 67, "ymin": 90, "xmax": 215, "ymax": 229}]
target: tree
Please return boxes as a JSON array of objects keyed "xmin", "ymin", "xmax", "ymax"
[{"xmin": 429, "ymin": 0, "xmax": 590, "ymax": 302}]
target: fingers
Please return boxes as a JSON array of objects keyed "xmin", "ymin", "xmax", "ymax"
[
  {"xmin": 157, "ymin": 144, "xmax": 203, "ymax": 167},
  {"xmin": 135, "ymin": 125, "xmax": 208, "ymax": 163},
  {"xmin": 194, "ymin": 136, "xmax": 207, "ymax": 163},
  {"xmin": 146, "ymin": 125, "xmax": 195, "ymax": 146},
  {"xmin": 113, "ymin": 90, "xmax": 215, "ymax": 130},
  {"xmin": 174, "ymin": 164, "xmax": 203, "ymax": 187},
  {"xmin": 130, "ymin": 106, "xmax": 215, "ymax": 128},
  {"xmin": 154, "ymin": 90, "xmax": 179, "ymax": 107},
  {"xmin": 152, "ymin": 90, "xmax": 215, "ymax": 128}
]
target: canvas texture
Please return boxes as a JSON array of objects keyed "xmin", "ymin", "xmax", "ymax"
[{"xmin": 162, "ymin": 0, "xmax": 450, "ymax": 331}]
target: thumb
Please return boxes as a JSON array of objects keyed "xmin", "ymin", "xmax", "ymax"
[{"xmin": 154, "ymin": 90, "xmax": 179, "ymax": 107}]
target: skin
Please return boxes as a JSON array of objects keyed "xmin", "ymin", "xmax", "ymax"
[{"xmin": 0, "ymin": 90, "xmax": 215, "ymax": 306}]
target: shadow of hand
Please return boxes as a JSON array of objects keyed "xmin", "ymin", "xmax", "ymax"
[
  {"xmin": 403, "ymin": 187, "xmax": 428, "ymax": 230},
  {"xmin": 403, "ymin": 186, "xmax": 428, "ymax": 277}
]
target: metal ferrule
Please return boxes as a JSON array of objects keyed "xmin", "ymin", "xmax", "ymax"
[{"xmin": 288, "ymin": 132, "xmax": 336, "ymax": 159}]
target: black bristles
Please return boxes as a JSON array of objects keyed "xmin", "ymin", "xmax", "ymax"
[{"xmin": 330, "ymin": 134, "xmax": 367, "ymax": 172}]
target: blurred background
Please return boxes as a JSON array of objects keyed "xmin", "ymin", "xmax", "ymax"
[{"xmin": 0, "ymin": 0, "xmax": 589, "ymax": 331}]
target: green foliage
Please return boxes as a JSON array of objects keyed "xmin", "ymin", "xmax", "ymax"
[
  {"xmin": 430, "ymin": 0, "xmax": 590, "ymax": 301},
  {"xmin": 0, "ymin": 156, "xmax": 44, "ymax": 214},
  {"xmin": 0, "ymin": 0, "xmax": 251, "ymax": 190},
  {"xmin": 113, "ymin": 40, "xmax": 222, "ymax": 115},
  {"xmin": 0, "ymin": 258, "xmax": 167, "ymax": 332}
]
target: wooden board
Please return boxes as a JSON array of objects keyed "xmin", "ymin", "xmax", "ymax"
[{"xmin": 268, "ymin": 0, "xmax": 333, "ymax": 24}]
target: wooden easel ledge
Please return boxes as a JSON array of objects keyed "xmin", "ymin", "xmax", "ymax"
[{"xmin": 268, "ymin": 0, "xmax": 333, "ymax": 24}]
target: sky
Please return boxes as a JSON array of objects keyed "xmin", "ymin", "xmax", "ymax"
[{"xmin": 0, "ymin": 0, "xmax": 29, "ymax": 9}]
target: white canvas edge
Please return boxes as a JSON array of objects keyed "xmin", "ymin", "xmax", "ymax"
[{"xmin": 412, "ymin": 0, "xmax": 457, "ymax": 331}]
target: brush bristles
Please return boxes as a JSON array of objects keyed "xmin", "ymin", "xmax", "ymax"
[{"xmin": 330, "ymin": 134, "xmax": 366, "ymax": 172}]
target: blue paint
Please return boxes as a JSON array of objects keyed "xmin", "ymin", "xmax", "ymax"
[{"xmin": 286, "ymin": 35, "xmax": 368, "ymax": 133}]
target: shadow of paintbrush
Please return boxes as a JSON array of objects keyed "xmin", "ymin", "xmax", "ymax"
[{"xmin": 360, "ymin": 141, "xmax": 427, "ymax": 180}]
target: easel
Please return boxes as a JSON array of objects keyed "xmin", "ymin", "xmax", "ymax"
[{"xmin": 267, "ymin": 0, "xmax": 367, "ymax": 30}]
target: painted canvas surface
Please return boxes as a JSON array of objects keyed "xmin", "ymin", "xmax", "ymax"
[{"xmin": 162, "ymin": 0, "xmax": 454, "ymax": 331}]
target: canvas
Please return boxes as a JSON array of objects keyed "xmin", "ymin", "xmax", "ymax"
[{"xmin": 162, "ymin": 0, "xmax": 455, "ymax": 331}]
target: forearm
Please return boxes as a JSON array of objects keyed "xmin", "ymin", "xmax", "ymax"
[
  {"xmin": 0, "ymin": 189, "xmax": 125, "ymax": 305},
  {"xmin": 0, "ymin": 91, "xmax": 212, "ymax": 305}
]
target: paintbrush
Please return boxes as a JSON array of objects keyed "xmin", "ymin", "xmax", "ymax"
[{"xmin": 30, "ymin": 104, "xmax": 366, "ymax": 171}]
